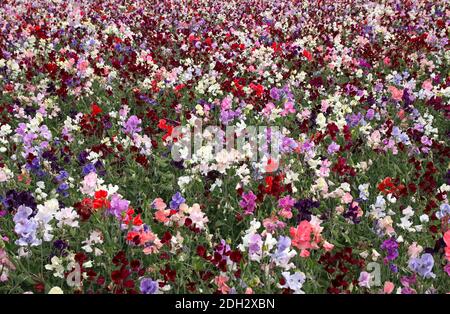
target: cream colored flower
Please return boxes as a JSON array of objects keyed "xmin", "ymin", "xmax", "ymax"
[{"xmin": 48, "ymin": 286, "xmax": 64, "ymax": 294}]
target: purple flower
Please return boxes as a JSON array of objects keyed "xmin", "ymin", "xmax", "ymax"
[
  {"xmin": 381, "ymin": 237, "xmax": 399, "ymax": 262},
  {"xmin": 444, "ymin": 264, "xmax": 450, "ymax": 276},
  {"xmin": 140, "ymin": 278, "xmax": 158, "ymax": 294},
  {"xmin": 401, "ymin": 287, "xmax": 417, "ymax": 294},
  {"xmin": 366, "ymin": 108, "xmax": 375, "ymax": 120},
  {"xmin": 408, "ymin": 253, "xmax": 435, "ymax": 278},
  {"xmin": 169, "ymin": 192, "xmax": 185, "ymax": 210},
  {"xmin": 124, "ymin": 115, "xmax": 142, "ymax": 134},
  {"xmin": 215, "ymin": 239, "xmax": 231, "ymax": 256},
  {"xmin": 270, "ymin": 87, "xmax": 281, "ymax": 101},
  {"xmin": 300, "ymin": 140, "xmax": 314, "ymax": 153},
  {"xmin": 248, "ymin": 233, "xmax": 262, "ymax": 257},
  {"xmin": 343, "ymin": 202, "xmax": 361, "ymax": 224},
  {"xmin": 239, "ymin": 191, "xmax": 257, "ymax": 215},
  {"xmin": 55, "ymin": 171, "xmax": 69, "ymax": 182},
  {"xmin": 389, "ymin": 264, "xmax": 398, "ymax": 273},
  {"xmin": 82, "ymin": 163, "xmax": 96, "ymax": 175},
  {"xmin": 78, "ymin": 151, "xmax": 89, "ymax": 165},
  {"xmin": 278, "ymin": 195, "xmax": 295, "ymax": 210},
  {"xmin": 346, "ymin": 112, "xmax": 363, "ymax": 127},
  {"xmin": 327, "ymin": 142, "xmax": 340, "ymax": 155},
  {"xmin": 57, "ymin": 183, "xmax": 69, "ymax": 196},
  {"xmin": 295, "ymin": 198, "xmax": 319, "ymax": 222},
  {"xmin": 276, "ymin": 236, "xmax": 291, "ymax": 252},
  {"xmin": 280, "ymin": 137, "xmax": 298, "ymax": 153},
  {"xmin": 400, "ymin": 274, "xmax": 416, "ymax": 287},
  {"xmin": 3, "ymin": 190, "xmax": 37, "ymax": 212},
  {"xmin": 109, "ymin": 194, "xmax": 130, "ymax": 218},
  {"xmin": 53, "ymin": 239, "xmax": 69, "ymax": 257},
  {"xmin": 280, "ymin": 271, "xmax": 306, "ymax": 293}
]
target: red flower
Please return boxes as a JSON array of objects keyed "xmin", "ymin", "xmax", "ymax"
[
  {"xmin": 34, "ymin": 282, "xmax": 45, "ymax": 293},
  {"xmin": 302, "ymin": 49, "xmax": 313, "ymax": 61},
  {"xmin": 160, "ymin": 264, "xmax": 176, "ymax": 282},
  {"xmin": 132, "ymin": 214, "xmax": 143, "ymax": 226},
  {"xmin": 249, "ymin": 83, "xmax": 264, "ymax": 97},
  {"xmin": 197, "ymin": 245, "xmax": 207, "ymax": 258},
  {"xmin": 229, "ymin": 250, "xmax": 242, "ymax": 263},
  {"xmin": 91, "ymin": 103, "xmax": 102, "ymax": 116},
  {"xmin": 94, "ymin": 190, "xmax": 108, "ymax": 199},
  {"xmin": 377, "ymin": 177, "xmax": 395, "ymax": 194}
]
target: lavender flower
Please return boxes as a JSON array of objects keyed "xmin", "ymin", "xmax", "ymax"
[
  {"xmin": 13, "ymin": 205, "xmax": 41, "ymax": 247},
  {"xmin": 408, "ymin": 253, "xmax": 435, "ymax": 278},
  {"xmin": 358, "ymin": 271, "xmax": 371, "ymax": 288},
  {"xmin": 327, "ymin": 142, "xmax": 340, "ymax": 155},
  {"xmin": 140, "ymin": 278, "xmax": 158, "ymax": 294},
  {"xmin": 279, "ymin": 271, "xmax": 306, "ymax": 293},
  {"xmin": 271, "ymin": 236, "xmax": 296, "ymax": 269},
  {"xmin": 246, "ymin": 233, "xmax": 263, "ymax": 261},
  {"xmin": 436, "ymin": 203, "xmax": 450, "ymax": 221}
]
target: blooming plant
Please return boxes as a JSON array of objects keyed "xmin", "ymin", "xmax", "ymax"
[{"xmin": 0, "ymin": 0, "xmax": 449, "ymax": 294}]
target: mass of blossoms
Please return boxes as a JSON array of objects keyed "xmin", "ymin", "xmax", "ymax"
[{"xmin": 0, "ymin": 0, "xmax": 449, "ymax": 294}]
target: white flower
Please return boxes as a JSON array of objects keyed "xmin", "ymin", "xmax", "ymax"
[
  {"xmin": 35, "ymin": 199, "xmax": 60, "ymax": 241},
  {"xmin": 0, "ymin": 167, "xmax": 13, "ymax": 182},
  {"xmin": 55, "ymin": 207, "xmax": 79, "ymax": 228},
  {"xmin": 419, "ymin": 214, "xmax": 429, "ymax": 223},
  {"xmin": 278, "ymin": 271, "xmax": 306, "ymax": 294},
  {"xmin": 45, "ymin": 256, "xmax": 65, "ymax": 278},
  {"xmin": 82, "ymin": 230, "xmax": 104, "ymax": 255}
]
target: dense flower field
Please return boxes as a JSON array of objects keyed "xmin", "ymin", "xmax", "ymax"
[{"xmin": 0, "ymin": 0, "xmax": 449, "ymax": 294}]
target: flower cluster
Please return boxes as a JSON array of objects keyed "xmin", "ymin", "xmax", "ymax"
[{"xmin": 0, "ymin": 0, "xmax": 449, "ymax": 294}]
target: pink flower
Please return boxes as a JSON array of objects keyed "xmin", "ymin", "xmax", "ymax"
[
  {"xmin": 262, "ymin": 102, "xmax": 275, "ymax": 117},
  {"xmin": 281, "ymin": 101, "xmax": 295, "ymax": 116},
  {"xmin": 323, "ymin": 241, "xmax": 334, "ymax": 252},
  {"xmin": 278, "ymin": 208, "xmax": 293, "ymax": 219},
  {"xmin": 221, "ymin": 97, "xmax": 232, "ymax": 110},
  {"xmin": 342, "ymin": 192, "xmax": 353, "ymax": 204},
  {"xmin": 155, "ymin": 209, "xmax": 170, "ymax": 223},
  {"xmin": 290, "ymin": 220, "xmax": 313, "ymax": 253},
  {"xmin": 278, "ymin": 196, "xmax": 295, "ymax": 216},
  {"xmin": 383, "ymin": 281, "xmax": 395, "ymax": 294},
  {"xmin": 265, "ymin": 158, "xmax": 279, "ymax": 173},
  {"xmin": 80, "ymin": 172, "xmax": 97, "ymax": 196},
  {"xmin": 407, "ymin": 242, "xmax": 423, "ymax": 258},
  {"xmin": 152, "ymin": 198, "xmax": 167, "ymax": 210},
  {"xmin": 214, "ymin": 275, "xmax": 230, "ymax": 294},
  {"xmin": 263, "ymin": 216, "xmax": 286, "ymax": 233},
  {"xmin": 300, "ymin": 249, "xmax": 310, "ymax": 257},
  {"xmin": 77, "ymin": 59, "xmax": 89, "ymax": 73},
  {"xmin": 388, "ymin": 86, "xmax": 403, "ymax": 101},
  {"xmin": 320, "ymin": 100, "xmax": 329, "ymax": 112},
  {"xmin": 422, "ymin": 79, "xmax": 433, "ymax": 91},
  {"xmin": 444, "ymin": 231, "xmax": 450, "ymax": 262}
]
